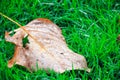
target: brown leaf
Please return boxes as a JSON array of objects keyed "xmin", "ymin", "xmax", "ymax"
[{"xmin": 5, "ymin": 18, "xmax": 90, "ymax": 73}]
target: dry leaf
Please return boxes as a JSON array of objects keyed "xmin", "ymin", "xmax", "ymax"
[{"xmin": 5, "ymin": 18, "xmax": 90, "ymax": 73}]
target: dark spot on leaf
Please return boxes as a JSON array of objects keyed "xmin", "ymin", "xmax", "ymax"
[
  {"xmin": 33, "ymin": 21, "xmax": 42, "ymax": 24},
  {"xmin": 25, "ymin": 46, "xmax": 29, "ymax": 50},
  {"xmin": 36, "ymin": 59, "xmax": 39, "ymax": 61},
  {"xmin": 60, "ymin": 53, "xmax": 64, "ymax": 55}
]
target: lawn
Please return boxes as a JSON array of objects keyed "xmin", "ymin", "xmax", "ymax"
[{"xmin": 0, "ymin": 0, "xmax": 120, "ymax": 80}]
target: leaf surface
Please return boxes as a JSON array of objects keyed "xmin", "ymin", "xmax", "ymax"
[{"xmin": 5, "ymin": 18, "xmax": 90, "ymax": 73}]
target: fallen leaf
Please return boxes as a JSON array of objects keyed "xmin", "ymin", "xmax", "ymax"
[{"xmin": 5, "ymin": 18, "xmax": 90, "ymax": 73}]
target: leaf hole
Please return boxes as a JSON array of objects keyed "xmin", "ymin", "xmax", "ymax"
[
  {"xmin": 22, "ymin": 36, "xmax": 29, "ymax": 47},
  {"xmin": 9, "ymin": 31, "xmax": 16, "ymax": 36}
]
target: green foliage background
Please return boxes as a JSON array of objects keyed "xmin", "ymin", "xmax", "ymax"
[{"xmin": 0, "ymin": 0, "xmax": 120, "ymax": 80}]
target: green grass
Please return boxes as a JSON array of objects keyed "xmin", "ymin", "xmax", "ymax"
[{"xmin": 0, "ymin": 0, "xmax": 120, "ymax": 80}]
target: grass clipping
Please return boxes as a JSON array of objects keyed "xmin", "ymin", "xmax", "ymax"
[{"xmin": 0, "ymin": 12, "xmax": 90, "ymax": 73}]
